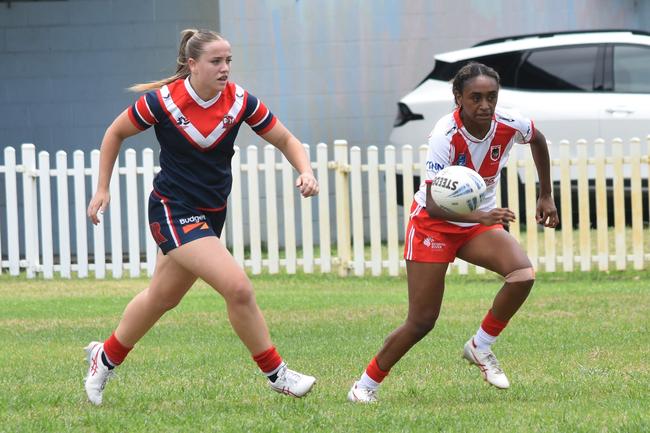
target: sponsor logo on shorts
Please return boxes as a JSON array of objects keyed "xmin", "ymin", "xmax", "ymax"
[
  {"xmin": 179, "ymin": 215, "xmax": 207, "ymax": 225},
  {"xmin": 423, "ymin": 236, "xmax": 445, "ymax": 249},
  {"xmin": 179, "ymin": 215, "xmax": 209, "ymax": 234}
]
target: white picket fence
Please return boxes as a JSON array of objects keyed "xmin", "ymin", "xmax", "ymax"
[{"xmin": 0, "ymin": 138, "xmax": 649, "ymax": 279}]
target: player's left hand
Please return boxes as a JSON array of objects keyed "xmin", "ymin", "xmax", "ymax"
[
  {"xmin": 296, "ymin": 172, "xmax": 319, "ymax": 198},
  {"xmin": 536, "ymin": 194, "xmax": 559, "ymax": 228}
]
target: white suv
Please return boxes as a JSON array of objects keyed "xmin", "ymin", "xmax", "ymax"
[
  {"xmin": 391, "ymin": 29, "xmax": 650, "ymax": 150},
  {"xmin": 390, "ymin": 29, "xmax": 650, "ymax": 221}
]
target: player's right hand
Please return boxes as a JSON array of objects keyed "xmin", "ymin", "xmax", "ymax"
[
  {"xmin": 478, "ymin": 207, "xmax": 516, "ymax": 226},
  {"xmin": 87, "ymin": 189, "xmax": 110, "ymax": 225}
]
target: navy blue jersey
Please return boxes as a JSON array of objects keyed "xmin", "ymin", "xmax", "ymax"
[{"xmin": 128, "ymin": 77, "xmax": 277, "ymax": 210}]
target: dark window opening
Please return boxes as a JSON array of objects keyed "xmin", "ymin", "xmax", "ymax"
[
  {"xmin": 613, "ymin": 44, "xmax": 650, "ymax": 93},
  {"xmin": 516, "ymin": 45, "xmax": 599, "ymax": 91}
]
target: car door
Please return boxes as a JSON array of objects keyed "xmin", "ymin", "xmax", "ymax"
[{"xmin": 599, "ymin": 44, "xmax": 650, "ymax": 149}]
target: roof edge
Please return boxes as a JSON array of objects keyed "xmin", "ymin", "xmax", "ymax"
[{"xmin": 473, "ymin": 29, "xmax": 650, "ymax": 47}]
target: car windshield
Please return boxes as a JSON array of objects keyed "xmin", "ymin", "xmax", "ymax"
[{"xmin": 424, "ymin": 52, "xmax": 522, "ymax": 89}]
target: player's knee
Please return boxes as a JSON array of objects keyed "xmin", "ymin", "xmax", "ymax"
[
  {"xmin": 142, "ymin": 287, "xmax": 182, "ymax": 312},
  {"xmin": 151, "ymin": 293, "xmax": 182, "ymax": 312},
  {"xmin": 504, "ymin": 267, "xmax": 535, "ymax": 286},
  {"xmin": 407, "ymin": 315, "xmax": 438, "ymax": 340},
  {"xmin": 224, "ymin": 280, "xmax": 255, "ymax": 306},
  {"xmin": 160, "ymin": 297, "xmax": 182, "ymax": 311}
]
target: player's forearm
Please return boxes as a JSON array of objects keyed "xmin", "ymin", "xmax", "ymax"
[
  {"xmin": 530, "ymin": 132, "xmax": 553, "ymax": 196},
  {"xmin": 531, "ymin": 156, "xmax": 552, "ymax": 197},
  {"xmin": 284, "ymin": 138, "xmax": 313, "ymax": 175},
  {"xmin": 275, "ymin": 130, "xmax": 312, "ymax": 174},
  {"xmin": 266, "ymin": 124, "xmax": 313, "ymax": 175},
  {"xmin": 96, "ymin": 132, "xmax": 122, "ymax": 192},
  {"xmin": 96, "ymin": 110, "xmax": 141, "ymax": 191}
]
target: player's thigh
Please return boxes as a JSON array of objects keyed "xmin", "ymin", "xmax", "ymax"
[
  {"xmin": 405, "ymin": 260, "xmax": 449, "ymax": 319},
  {"xmin": 148, "ymin": 250, "xmax": 198, "ymax": 303},
  {"xmin": 456, "ymin": 228, "xmax": 531, "ymax": 277},
  {"xmin": 166, "ymin": 236, "xmax": 250, "ymax": 298}
]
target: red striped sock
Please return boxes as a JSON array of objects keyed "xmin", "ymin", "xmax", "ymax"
[
  {"xmin": 365, "ymin": 356, "xmax": 390, "ymax": 383},
  {"xmin": 252, "ymin": 346, "xmax": 283, "ymax": 374},
  {"xmin": 481, "ymin": 309, "xmax": 509, "ymax": 337},
  {"xmin": 103, "ymin": 332, "xmax": 133, "ymax": 366}
]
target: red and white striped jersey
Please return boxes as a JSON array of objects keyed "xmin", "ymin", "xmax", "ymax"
[{"xmin": 414, "ymin": 107, "xmax": 535, "ymax": 225}]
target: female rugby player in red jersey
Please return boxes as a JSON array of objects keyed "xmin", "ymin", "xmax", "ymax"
[
  {"xmin": 84, "ymin": 29, "xmax": 318, "ymax": 405},
  {"xmin": 348, "ymin": 62, "xmax": 559, "ymax": 403}
]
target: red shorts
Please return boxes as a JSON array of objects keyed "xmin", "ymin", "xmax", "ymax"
[{"xmin": 403, "ymin": 202, "xmax": 502, "ymax": 263}]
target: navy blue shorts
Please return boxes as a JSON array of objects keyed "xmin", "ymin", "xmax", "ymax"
[{"xmin": 148, "ymin": 190, "xmax": 226, "ymax": 255}]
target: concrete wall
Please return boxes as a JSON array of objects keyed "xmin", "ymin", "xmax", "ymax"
[
  {"xmin": 220, "ymin": 0, "xmax": 650, "ymax": 151},
  {"xmin": 0, "ymin": 0, "xmax": 219, "ymax": 156},
  {"xmin": 0, "ymin": 0, "xmax": 219, "ymax": 258}
]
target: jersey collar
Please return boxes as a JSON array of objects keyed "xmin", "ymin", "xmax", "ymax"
[
  {"xmin": 184, "ymin": 77, "xmax": 221, "ymax": 109},
  {"xmin": 454, "ymin": 108, "xmax": 496, "ymax": 143}
]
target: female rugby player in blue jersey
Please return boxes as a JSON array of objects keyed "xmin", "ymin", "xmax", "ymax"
[{"xmin": 84, "ymin": 29, "xmax": 319, "ymax": 405}]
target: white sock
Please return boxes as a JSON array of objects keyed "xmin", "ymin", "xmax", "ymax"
[
  {"xmin": 473, "ymin": 327, "xmax": 497, "ymax": 351},
  {"xmin": 357, "ymin": 372, "xmax": 380, "ymax": 390}
]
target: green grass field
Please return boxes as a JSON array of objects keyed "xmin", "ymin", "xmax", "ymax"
[{"xmin": 1, "ymin": 270, "xmax": 648, "ymax": 433}]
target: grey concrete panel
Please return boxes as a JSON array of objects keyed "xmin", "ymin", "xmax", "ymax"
[
  {"xmin": 67, "ymin": 1, "xmax": 113, "ymax": 25},
  {"xmin": 110, "ymin": 0, "xmax": 156, "ymax": 23},
  {"xmin": 5, "ymin": 27, "xmax": 50, "ymax": 52},
  {"xmin": 27, "ymin": 3, "xmax": 70, "ymax": 26},
  {"xmin": 1, "ymin": 126, "xmax": 53, "ymax": 149},
  {"xmin": 5, "ymin": 77, "xmax": 53, "ymax": 103},
  {"xmin": 48, "ymin": 26, "xmax": 94, "ymax": 51},
  {"xmin": 0, "ymin": 3, "xmax": 31, "ymax": 27},
  {"xmin": 70, "ymin": 101, "xmax": 116, "ymax": 127},
  {"xmin": 0, "ymin": 105, "xmax": 32, "ymax": 129},
  {"xmin": 29, "ymin": 102, "xmax": 74, "ymax": 128},
  {"xmin": 153, "ymin": 0, "xmax": 217, "ymax": 21}
]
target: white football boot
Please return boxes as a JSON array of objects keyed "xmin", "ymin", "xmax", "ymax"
[
  {"xmin": 347, "ymin": 381, "xmax": 378, "ymax": 403},
  {"xmin": 268, "ymin": 364, "xmax": 316, "ymax": 397},
  {"xmin": 84, "ymin": 341, "xmax": 115, "ymax": 405},
  {"xmin": 463, "ymin": 338, "xmax": 510, "ymax": 389}
]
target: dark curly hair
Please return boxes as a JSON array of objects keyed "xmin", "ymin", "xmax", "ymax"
[{"xmin": 452, "ymin": 62, "xmax": 500, "ymax": 103}]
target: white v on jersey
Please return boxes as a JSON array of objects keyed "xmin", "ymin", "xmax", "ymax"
[
  {"xmin": 128, "ymin": 77, "xmax": 276, "ymax": 210},
  {"xmin": 414, "ymin": 107, "xmax": 535, "ymax": 225}
]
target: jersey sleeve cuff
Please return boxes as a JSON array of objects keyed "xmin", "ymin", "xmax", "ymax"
[
  {"xmin": 127, "ymin": 107, "xmax": 147, "ymax": 131},
  {"xmin": 256, "ymin": 116, "xmax": 277, "ymax": 135}
]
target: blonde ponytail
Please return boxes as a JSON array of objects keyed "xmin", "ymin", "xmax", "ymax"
[{"xmin": 128, "ymin": 28, "xmax": 223, "ymax": 93}]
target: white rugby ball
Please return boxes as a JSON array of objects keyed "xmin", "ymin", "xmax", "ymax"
[{"xmin": 430, "ymin": 165, "xmax": 486, "ymax": 215}]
